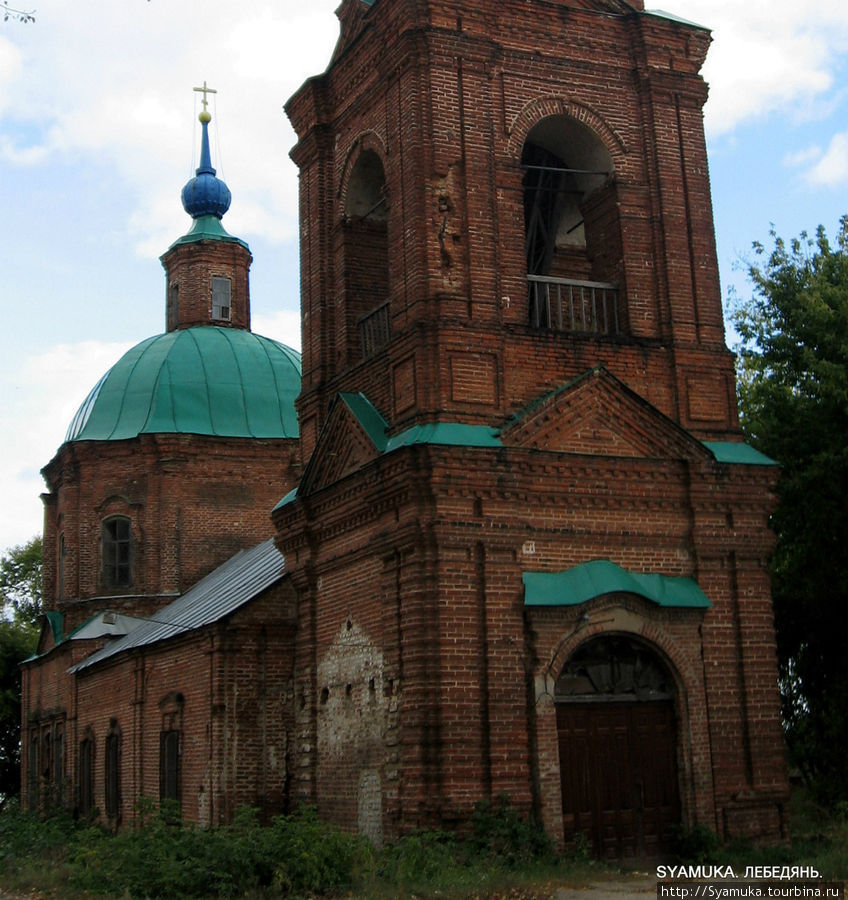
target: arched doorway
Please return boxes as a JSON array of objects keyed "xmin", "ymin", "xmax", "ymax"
[{"xmin": 555, "ymin": 635, "xmax": 681, "ymax": 859}]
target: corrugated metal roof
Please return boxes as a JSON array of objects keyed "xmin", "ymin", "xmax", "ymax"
[{"xmin": 70, "ymin": 538, "xmax": 285, "ymax": 673}]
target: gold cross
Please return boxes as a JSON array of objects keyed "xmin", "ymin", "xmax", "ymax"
[{"xmin": 193, "ymin": 81, "xmax": 217, "ymax": 115}]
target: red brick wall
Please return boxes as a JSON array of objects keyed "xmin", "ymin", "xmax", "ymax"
[
  {"xmin": 275, "ymin": 438, "xmax": 789, "ymax": 845},
  {"xmin": 22, "ymin": 584, "xmax": 296, "ymax": 825},
  {"xmin": 161, "ymin": 239, "xmax": 253, "ymax": 332},
  {"xmin": 41, "ymin": 434, "xmax": 299, "ymax": 632}
]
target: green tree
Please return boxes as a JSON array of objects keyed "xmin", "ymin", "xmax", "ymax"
[
  {"xmin": 1, "ymin": 536, "xmax": 43, "ymax": 630},
  {"xmin": 0, "ymin": 538, "xmax": 42, "ymax": 807},
  {"xmin": 731, "ymin": 215, "xmax": 848, "ymax": 804}
]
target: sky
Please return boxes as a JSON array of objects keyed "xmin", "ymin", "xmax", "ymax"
[{"xmin": 0, "ymin": 0, "xmax": 846, "ymax": 553}]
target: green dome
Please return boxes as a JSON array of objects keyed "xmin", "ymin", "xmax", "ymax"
[{"xmin": 66, "ymin": 327, "xmax": 301, "ymax": 442}]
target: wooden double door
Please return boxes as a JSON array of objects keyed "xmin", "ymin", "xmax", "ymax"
[{"xmin": 556, "ymin": 699, "xmax": 681, "ymax": 859}]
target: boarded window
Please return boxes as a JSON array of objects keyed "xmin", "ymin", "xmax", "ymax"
[
  {"xmin": 212, "ymin": 276, "xmax": 231, "ymax": 321},
  {"xmin": 102, "ymin": 516, "xmax": 131, "ymax": 588}
]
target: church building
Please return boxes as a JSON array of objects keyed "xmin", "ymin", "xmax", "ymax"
[{"xmin": 22, "ymin": 0, "xmax": 790, "ymax": 859}]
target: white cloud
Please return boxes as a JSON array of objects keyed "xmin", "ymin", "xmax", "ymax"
[
  {"xmin": 252, "ymin": 310, "xmax": 302, "ymax": 352},
  {"xmin": 803, "ymin": 132, "xmax": 848, "ymax": 186},
  {"xmin": 783, "ymin": 145, "xmax": 822, "ymax": 169},
  {"xmin": 0, "ymin": 341, "xmax": 133, "ymax": 551},
  {"xmin": 0, "ymin": 0, "xmax": 338, "ymax": 258},
  {"xmin": 662, "ymin": 0, "xmax": 848, "ymax": 136}
]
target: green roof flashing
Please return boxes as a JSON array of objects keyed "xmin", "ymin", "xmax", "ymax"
[
  {"xmin": 272, "ymin": 486, "xmax": 299, "ymax": 512},
  {"xmin": 167, "ymin": 215, "xmax": 249, "ymax": 251},
  {"xmin": 340, "ymin": 392, "xmax": 389, "ymax": 450},
  {"xmin": 340, "ymin": 392, "xmax": 503, "ymax": 452},
  {"xmin": 44, "ymin": 610, "xmax": 64, "ymax": 644},
  {"xmin": 642, "ymin": 9, "xmax": 708, "ymax": 30},
  {"xmin": 704, "ymin": 442, "xmax": 778, "ymax": 466},
  {"xmin": 387, "ymin": 422, "xmax": 501, "ymax": 450},
  {"xmin": 524, "ymin": 560, "xmax": 711, "ymax": 609}
]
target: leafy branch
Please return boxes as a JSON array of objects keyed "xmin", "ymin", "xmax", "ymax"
[{"xmin": 2, "ymin": 2, "xmax": 35, "ymax": 22}]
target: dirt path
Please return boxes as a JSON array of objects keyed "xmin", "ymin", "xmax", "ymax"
[{"xmin": 553, "ymin": 873, "xmax": 657, "ymax": 898}]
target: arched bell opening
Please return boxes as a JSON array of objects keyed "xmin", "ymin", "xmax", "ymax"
[
  {"xmin": 341, "ymin": 149, "xmax": 389, "ymax": 363},
  {"xmin": 555, "ymin": 634, "xmax": 682, "ymax": 859},
  {"xmin": 521, "ymin": 115, "xmax": 623, "ymax": 335}
]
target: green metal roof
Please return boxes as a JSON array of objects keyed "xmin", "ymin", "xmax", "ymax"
[
  {"xmin": 66, "ymin": 326, "xmax": 301, "ymax": 442},
  {"xmin": 166, "ymin": 214, "xmax": 249, "ymax": 251},
  {"xmin": 523, "ymin": 560, "xmax": 711, "ymax": 609},
  {"xmin": 703, "ymin": 442, "xmax": 777, "ymax": 466}
]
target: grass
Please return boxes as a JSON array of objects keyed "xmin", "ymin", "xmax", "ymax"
[{"xmin": 0, "ymin": 789, "xmax": 844, "ymax": 899}]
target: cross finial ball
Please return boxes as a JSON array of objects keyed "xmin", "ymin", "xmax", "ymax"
[{"xmin": 193, "ymin": 81, "xmax": 217, "ymax": 124}]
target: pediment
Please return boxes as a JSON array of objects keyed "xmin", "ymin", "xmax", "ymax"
[
  {"xmin": 502, "ymin": 368, "xmax": 712, "ymax": 462},
  {"xmin": 300, "ymin": 393, "xmax": 388, "ymax": 495}
]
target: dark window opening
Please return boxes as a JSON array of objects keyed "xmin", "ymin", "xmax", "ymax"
[
  {"xmin": 79, "ymin": 738, "xmax": 94, "ymax": 817},
  {"xmin": 168, "ymin": 281, "xmax": 179, "ymax": 330},
  {"xmin": 58, "ymin": 533, "xmax": 65, "ymax": 603},
  {"xmin": 105, "ymin": 731, "xmax": 121, "ymax": 821},
  {"xmin": 159, "ymin": 730, "xmax": 180, "ymax": 807},
  {"xmin": 343, "ymin": 150, "xmax": 389, "ymax": 361},
  {"xmin": 102, "ymin": 516, "xmax": 131, "ymax": 589},
  {"xmin": 28, "ymin": 730, "xmax": 39, "ymax": 811}
]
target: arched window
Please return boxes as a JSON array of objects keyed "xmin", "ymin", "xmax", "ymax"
[
  {"xmin": 343, "ymin": 149, "xmax": 389, "ymax": 361},
  {"xmin": 101, "ymin": 516, "xmax": 132, "ymax": 589},
  {"xmin": 521, "ymin": 116, "xmax": 621, "ymax": 335},
  {"xmin": 556, "ymin": 635, "xmax": 674, "ymax": 701}
]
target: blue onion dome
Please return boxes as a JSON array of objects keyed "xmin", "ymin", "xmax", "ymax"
[
  {"xmin": 181, "ymin": 107, "xmax": 232, "ymax": 219},
  {"xmin": 65, "ymin": 327, "xmax": 301, "ymax": 442}
]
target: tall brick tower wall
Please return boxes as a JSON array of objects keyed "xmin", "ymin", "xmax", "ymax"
[{"xmin": 278, "ymin": 0, "xmax": 789, "ymax": 855}]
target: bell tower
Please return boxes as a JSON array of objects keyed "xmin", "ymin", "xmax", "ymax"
[
  {"xmin": 286, "ymin": 0, "xmax": 737, "ymax": 460},
  {"xmin": 278, "ymin": 0, "xmax": 788, "ymax": 850}
]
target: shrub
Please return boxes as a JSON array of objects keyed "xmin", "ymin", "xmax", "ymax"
[
  {"xmin": 271, "ymin": 804, "xmax": 374, "ymax": 894},
  {"xmin": 468, "ymin": 794, "xmax": 555, "ymax": 867}
]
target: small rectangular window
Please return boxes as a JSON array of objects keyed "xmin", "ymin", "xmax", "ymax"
[
  {"xmin": 211, "ymin": 276, "xmax": 231, "ymax": 321},
  {"xmin": 102, "ymin": 517, "xmax": 131, "ymax": 588}
]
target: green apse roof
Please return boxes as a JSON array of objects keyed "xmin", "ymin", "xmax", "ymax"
[{"xmin": 66, "ymin": 326, "xmax": 301, "ymax": 442}]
